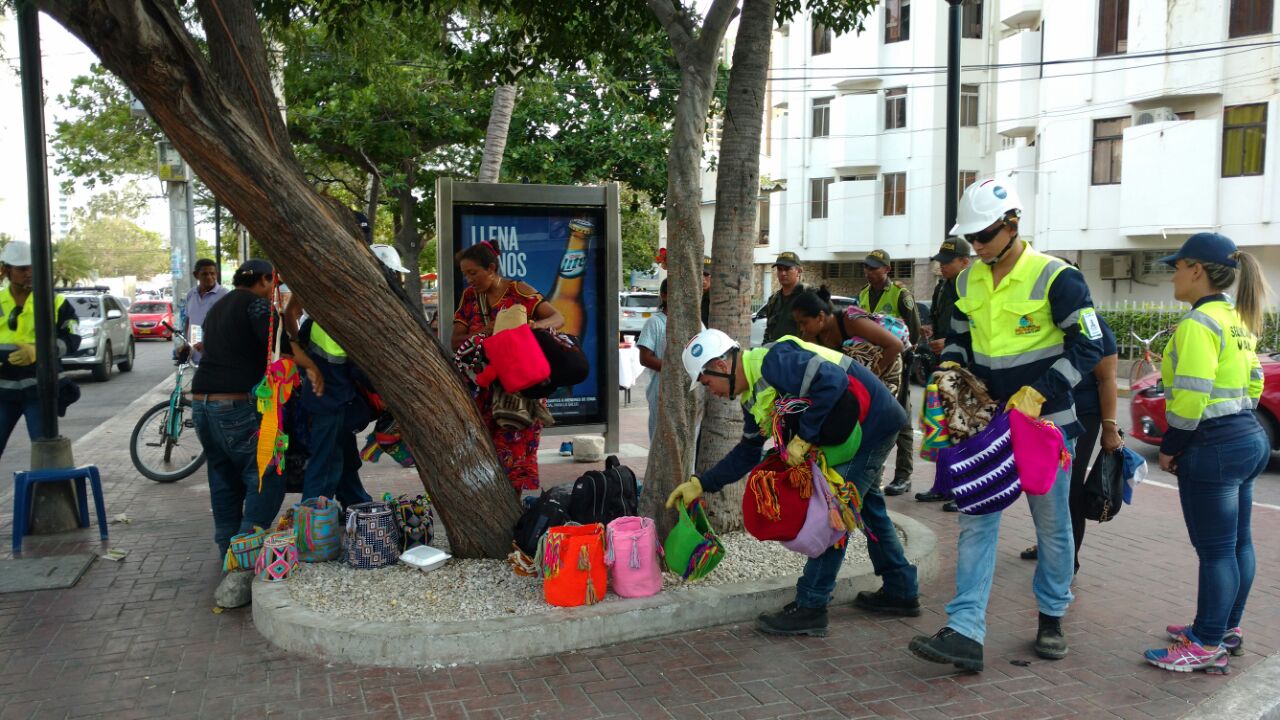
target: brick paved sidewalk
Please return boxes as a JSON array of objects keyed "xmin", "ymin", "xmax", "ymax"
[{"xmin": 0, "ymin": 380, "xmax": 1277, "ymax": 720}]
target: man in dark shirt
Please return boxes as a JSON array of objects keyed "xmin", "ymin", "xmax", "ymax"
[
  {"xmin": 192, "ymin": 259, "xmax": 323, "ymax": 559},
  {"xmin": 762, "ymin": 252, "xmax": 808, "ymax": 343}
]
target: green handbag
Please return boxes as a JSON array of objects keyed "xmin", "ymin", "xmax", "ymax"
[{"xmin": 663, "ymin": 499, "xmax": 724, "ymax": 581}]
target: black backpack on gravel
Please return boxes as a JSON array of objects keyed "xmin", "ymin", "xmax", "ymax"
[
  {"xmin": 513, "ymin": 485, "xmax": 572, "ymax": 557},
  {"xmin": 568, "ymin": 455, "xmax": 639, "ymax": 526}
]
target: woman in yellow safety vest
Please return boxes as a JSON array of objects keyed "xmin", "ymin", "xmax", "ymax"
[{"xmin": 1143, "ymin": 232, "xmax": 1271, "ymax": 674}]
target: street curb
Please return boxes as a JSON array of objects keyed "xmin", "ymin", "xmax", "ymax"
[
  {"xmin": 252, "ymin": 513, "xmax": 938, "ymax": 668},
  {"xmin": 1183, "ymin": 651, "xmax": 1280, "ymax": 720}
]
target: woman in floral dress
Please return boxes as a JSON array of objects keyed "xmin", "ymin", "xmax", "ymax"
[{"xmin": 451, "ymin": 242, "xmax": 564, "ymax": 492}]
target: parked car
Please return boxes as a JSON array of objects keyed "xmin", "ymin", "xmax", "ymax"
[
  {"xmin": 750, "ymin": 294, "xmax": 855, "ymax": 347},
  {"xmin": 619, "ymin": 291, "xmax": 661, "ymax": 337},
  {"xmin": 61, "ymin": 290, "xmax": 135, "ymax": 382},
  {"xmin": 129, "ymin": 300, "xmax": 175, "ymax": 341},
  {"xmin": 1129, "ymin": 351, "xmax": 1280, "ymax": 454}
]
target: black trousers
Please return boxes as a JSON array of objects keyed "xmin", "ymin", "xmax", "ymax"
[
  {"xmin": 881, "ymin": 368, "xmax": 914, "ymax": 483},
  {"xmin": 1067, "ymin": 413, "xmax": 1102, "ymax": 573}
]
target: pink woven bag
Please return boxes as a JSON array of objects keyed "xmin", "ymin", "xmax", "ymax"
[
  {"xmin": 605, "ymin": 516, "xmax": 663, "ymax": 598},
  {"xmin": 1008, "ymin": 410, "xmax": 1072, "ymax": 496}
]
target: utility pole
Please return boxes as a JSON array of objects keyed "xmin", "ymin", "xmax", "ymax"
[
  {"xmin": 158, "ymin": 140, "xmax": 196, "ymax": 320},
  {"xmin": 214, "ymin": 202, "xmax": 222, "ymax": 276},
  {"xmin": 944, "ymin": 0, "xmax": 963, "ymax": 234},
  {"xmin": 19, "ymin": 0, "xmax": 80, "ymax": 533}
]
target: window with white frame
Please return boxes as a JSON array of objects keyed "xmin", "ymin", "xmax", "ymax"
[
  {"xmin": 812, "ymin": 97, "xmax": 832, "ymax": 138},
  {"xmin": 810, "ymin": 177, "xmax": 835, "ymax": 219},
  {"xmin": 883, "ymin": 172, "xmax": 907, "ymax": 216},
  {"xmin": 885, "ymin": 0, "xmax": 910, "ymax": 43},
  {"xmin": 960, "ymin": 84, "xmax": 979, "ymax": 127},
  {"xmin": 885, "ymin": 87, "xmax": 907, "ymax": 130}
]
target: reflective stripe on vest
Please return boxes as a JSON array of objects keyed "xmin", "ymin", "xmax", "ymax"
[
  {"xmin": 740, "ymin": 336, "xmax": 852, "ymax": 429},
  {"xmin": 309, "ymin": 323, "xmax": 348, "ymax": 364},
  {"xmin": 952, "ymin": 247, "xmax": 1069, "ymax": 374},
  {"xmin": 858, "ymin": 283, "xmax": 903, "ymax": 318},
  {"xmin": 1160, "ymin": 299, "xmax": 1260, "ymax": 431},
  {"xmin": 0, "ymin": 288, "xmax": 69, "ymax": 346}
]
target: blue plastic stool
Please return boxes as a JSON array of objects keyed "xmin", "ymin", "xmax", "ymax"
[{"xmin": 12, "ymin": 465, "xmax": 107, "ymax": 554}]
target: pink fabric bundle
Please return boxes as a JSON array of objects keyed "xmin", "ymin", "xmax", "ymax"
[
  {"xmin": 475, "ymin": 324, "xmax": 551, "ymax": 392},
  {"xmin": 1009, "ymin": 410, "xmax": 1071, "ymax": 496}
]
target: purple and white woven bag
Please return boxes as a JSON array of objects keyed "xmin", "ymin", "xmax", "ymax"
[{"xmin": 930, "ymin": 411, "xmax": 1021, "ymax": 515}]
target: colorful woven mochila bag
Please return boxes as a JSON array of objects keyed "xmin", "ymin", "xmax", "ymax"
[
  {"xmin": 294, "ymin": 497, "xmax": 341, "ymax": 562},
  {"xmin": 252, "ymin": 287, "xmax": 300, "ymax": 489},
  {"xmin": 604, "ymin": 516, "xmax": 663, "ymax": 598},
  {"xmin": 931, "ymin": 411, "xmax": 1022, "ymax": 515},
  {"xmin": 342, "ymin": 501, "xmax": 401, "ymax": 569},
  {"xmin": 536, "ymin": 523, "xmax": 608, "ymax": 607},
  {"xmin": 381, "ymin": 492, "xmax": 434, "ymax": 551},
  {"xmin": 742, "ymin": 452, "xmax": 812, "ymax": 542},
  {"xmin": 663, "ymin": 499, "xmax": 724, "ymax": 581},
  {"xmin": 255, "ymin": 531, "xmax": 298, "ymax": 582},
  {"xmin": 224, "ymin": 527, "xmax": 267, "ymax": 572},
  {"xmin": 919, "ymin": 382, "xmax": 951, "ymax": 461}
]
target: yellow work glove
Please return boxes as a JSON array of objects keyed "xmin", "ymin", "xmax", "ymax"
[
  {"xmin": 9, "ymin": 344, "xmax": 36, "ymax": 367},
  {"xmin": 665, "ymin": 476, "xmax": 703, "ymax": 509},
  {"xmin": 785, "ymin": 436, "xmax": 813, "ymax": 467},
  {"xmin": 1005, "ymin": 385, "xmax": 1046, "ymax": 419}
]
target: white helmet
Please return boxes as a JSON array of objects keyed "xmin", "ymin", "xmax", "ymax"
[
  {"xmin": 950, "ymin": 176, "xmax": 1022, "ymax": 236},
  {"xmin": 1, "ymin": 241, "xmax": 32, "ymax": 267},
  {"xmin": 371, "ymin": 243, "xmax": 410, "ymax": 273},
  {"xmin": 681, "ymin": 328, "xmax": 739, "ymax": 391}
]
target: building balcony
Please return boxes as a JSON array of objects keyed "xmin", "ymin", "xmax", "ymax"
[
  {"xmin": 996, "ymin": 31, "xmax": 1041, "ymax": 138},
  {"xmin": 1119, "ymin": 118, "xmax": 1219, "ymax": 236},
  {"xmin": 808, "ymin": 179, "xmax": 877, "ymax": 257},
  {"xmin": 1000, "ymin": 0, "xmax": 1042, "ymax": 30},
  {"xmin": 830, "ymin": 91, "xmax": 881, "ymax": 170}
]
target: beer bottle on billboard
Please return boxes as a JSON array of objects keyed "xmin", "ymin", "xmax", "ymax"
[{"xmin": 548, "ymin": 217, "xmax": 593, "ymax": 338}]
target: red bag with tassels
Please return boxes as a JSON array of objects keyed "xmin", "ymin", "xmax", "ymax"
[
  {"xmin": 538, "ymin": 523, "xmax": 608, "ymax": 607},
  {"xmin": 743, "ymin": 453, "xmax": 814, "ymax": 542}
]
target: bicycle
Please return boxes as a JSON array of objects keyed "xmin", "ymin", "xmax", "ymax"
[
  {"xmin": 1128, "ymin": 327, "xmax": 1173, "ymax": 387},
  {"xmin": 130, "ymin": 323, "xmax": 206, "ymax": 482}
]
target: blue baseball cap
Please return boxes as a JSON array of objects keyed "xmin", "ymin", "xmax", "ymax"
[{"xmin": 1158, "ymin": 232, "xmax": 1238, "ymax": 269}]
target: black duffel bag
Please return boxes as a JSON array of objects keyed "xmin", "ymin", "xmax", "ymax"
[{"xmin": 1082, "ymin": 446, "xmax": 1125, "ymax": 522}]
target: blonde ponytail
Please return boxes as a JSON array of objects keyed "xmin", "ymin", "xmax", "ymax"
[{"xmin": 1231, "ymin": 250, "xmax": 1272, "ymax": 337}]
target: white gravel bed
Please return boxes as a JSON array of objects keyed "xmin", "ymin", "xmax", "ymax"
[{"xmin": 284, "ymin": 530, "xmax": 873, "ymax": 624}]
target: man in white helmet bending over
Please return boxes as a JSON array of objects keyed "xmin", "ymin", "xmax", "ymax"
[
  {"xmin": 667, "ymin": 328, "xmax": 916, "ymax": 637},
  {"xmin": 908, "ymin": 176, "xmax": 1103, "ymax": 672}
]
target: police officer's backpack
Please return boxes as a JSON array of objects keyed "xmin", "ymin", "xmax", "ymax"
[{"xmin": 568, "ymin": 455, "xmax": 639, "ymax": 526}]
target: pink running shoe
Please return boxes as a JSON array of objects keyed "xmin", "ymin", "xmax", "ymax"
[
  {"xmin": 1165, "ymin": 624, "xmax": 1244, "ymax": 656},
  {"xmin": 1145, "ymin": 639, "xmax": 1229, "ymax": 673}
]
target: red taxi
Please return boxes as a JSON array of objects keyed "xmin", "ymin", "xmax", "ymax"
[{"xmin": 129, "ymin": 300, "xmax": 175, "ymax": 341}]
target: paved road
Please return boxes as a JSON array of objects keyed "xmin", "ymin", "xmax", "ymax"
[{"xmin": 0, "ymin": 339, "xmax": 176, "ymax": 481}]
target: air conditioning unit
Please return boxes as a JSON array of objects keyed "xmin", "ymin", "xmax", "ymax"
[
  {"xmin": 1132, "ymin": 107, "xmax": 1180, "ymax": 126},
  {"xmin": 1099, "ymin": 254, "xmax": 1133, "ymax": 280}
]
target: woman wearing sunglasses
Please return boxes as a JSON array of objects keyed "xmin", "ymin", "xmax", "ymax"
[
  {"xmin": 0, "ymin": 241, "xmax": 82, "ymax": 461},
  {"xmin": 908, "ymin": 177, "xmax": 1104, "ymax": 672}
]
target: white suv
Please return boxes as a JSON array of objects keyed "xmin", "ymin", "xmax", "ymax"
[
  {"xmin": 619, "ymin": 292, "xmax": 661, "ymax": 337},
  {"xmin": 61, "ymin": 290, "xmax": 135, "ymax": 381}
]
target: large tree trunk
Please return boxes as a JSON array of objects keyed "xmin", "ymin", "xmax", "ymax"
[
  {"xmin": 640, "ymin": 0, "xmax": 740, "ymax": 539},
  {"xmin": 395, "ymin": 161, "xmax": 424, "ymax": 303},
  {"xmin": 365, "ymin": 171, "xmax": 381, "ymax": 235},
  {"xmin": 697, "ymin": 0, "xmax": 774, "ymax": 533},
  {"xmin": 477, "ymin": 84, "xmax": 518, "ymax": 183},
  {"xmin": 43, "ymin": 0, "xmax": 520, "ymax": 559}
]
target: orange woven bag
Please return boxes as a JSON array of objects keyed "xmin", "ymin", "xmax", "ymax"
[{"xmin": 538, "ymin": 523, "xmax": 609, "ymax": 607}]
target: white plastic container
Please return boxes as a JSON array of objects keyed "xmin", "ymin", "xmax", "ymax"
[{"xmin": 398, "ymin": 545, "xmax": 451, "ymax": 573}]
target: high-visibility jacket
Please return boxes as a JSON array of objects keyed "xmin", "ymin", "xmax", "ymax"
[
  {"xmin": 0, "ymin": 287, "xmax": 79, "ymax": 389},
  {"xmin": 308, "ymin": 323, "xmax": 348, "ymax": 364},
  {"xmin": 1160, "ymin": 294, "xmax": 1264, "ymax": 455},
  {"xmin": 859, "ymin": 282, "xmax": 904, "ymax": 317},
  {"xmin": 943, "ymin": 243, "xmax": 1103, "ymax": 437},
  {"xmin": 698, "ymin": 337, "xmax": 905, "ymax": 493},
  {"xmin": 299, "ymin": 320, "xmax": 356, "ymax": 413}
]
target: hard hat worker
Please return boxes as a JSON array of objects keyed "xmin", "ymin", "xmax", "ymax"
[
  {"xmin": 0, "ymin": 241, "xmax": 81, "ymax": 461},
  {"xmin": 667, "ymin": 328, "xmax": 918, "ymax": 636},
  {"xmin": 908, "ymin": 177, "xmax": 1103, "ymax": 672}
]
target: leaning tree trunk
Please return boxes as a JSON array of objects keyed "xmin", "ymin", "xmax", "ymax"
[
  {"xmin": 42, "ymin": 0, "xmax": 520, "ymax": 559},
  {"xmin": 394, "ymin": 161, "xmax": 424, "ymax": 303},
  {"xmin": 365, "ymin": 171, "xmax": 381, "ymax": 236},
  {"xmin": 640, "ymin": 0, "xmax": 741, "ymax": 539},
  {"xmin": 697, "ymin": 0, "xmax": 775, "ymax": 533},
  {"xmin": 477, "ymin": 84, "xmax": 518, "ymax": 183}
]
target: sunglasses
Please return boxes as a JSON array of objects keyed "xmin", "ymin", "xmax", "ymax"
[
  {"xmin": 7, "ymin": 305, "xmax": 21, "ymax": 331},
  {"xmin": 965, "ymin": 223, "xmax": 1005, "ymax": 246}
]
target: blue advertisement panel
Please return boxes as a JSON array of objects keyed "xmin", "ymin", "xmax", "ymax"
[{"xmin": 452, "ymin": 206, "xmax": 607, "ymax": 424}]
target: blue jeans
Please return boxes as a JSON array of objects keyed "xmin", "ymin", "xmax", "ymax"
[
  {"xmin": 0, "ymin": 388, "xmax": 41, "ymax": 461},
  {"xmin": 335, "ymin": 429, "xmax": 371, "ymax": 508},
  {"xmin": 795, "ymin": 434, "xmax": 919, "ymax": 608},
  {"xmin": 1176, "ymin": 429, "xmax": 1269, "ymax": 646},
  {"xmin": 193, "ymin": 399, "xmax": 285, "ymax": 557},
  {"xmin": 946, "ymin": 434, "xmax": 1076, "ymax": 644},
  {"xmin": 301, "ymin": 410, "xmax": 344, "ymax": 502}
]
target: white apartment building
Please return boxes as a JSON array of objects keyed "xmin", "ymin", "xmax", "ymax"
[
  {"xmin": 764, "ymin": 0, "xmax": 1280, "ymax": 307},
  {"xmin": 763, "ymin": 0, "xmax": 999, "ymax": 301}
]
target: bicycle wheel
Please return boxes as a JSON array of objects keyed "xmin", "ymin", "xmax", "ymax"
[
  {"xmin": 1129, "ymin": 356, "xmax": 1158, "ymax": 388},
  {"xmin": 130, "ymin": 400, "xmax": 206, "ymax": 483}
]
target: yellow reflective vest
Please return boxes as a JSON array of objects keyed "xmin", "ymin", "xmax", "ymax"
[
  {"xmin": 858, "ymin": 282, "xmax": 904, "ymax": 317},
  {"xmin": 308, "ymin": 323, "xmax": 347, "ymax": 364},
  {"xmin": 0, "ymin": 287, "xmax": 70, "ymax": 347},
  {"xmin": 1161, "ymin": 297, "xmax": 1263, "ymax": 434}
]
